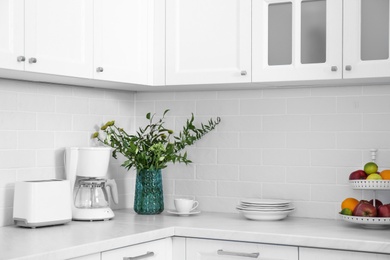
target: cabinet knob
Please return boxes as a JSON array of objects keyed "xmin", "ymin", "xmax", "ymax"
[
  {"xmin": 345, "ymin": 65, "xmax": 352, "ymax": 71},
  {"xmin": 96, "ymin": 67, "xmax": 104, "ymax": 73},
  {"xmin": 17, "ymin": 56, "xmax": 25, "ymax": 62},
  {"xmin": 241, "ymin": 70, "xmax": 247, "ymax": 76},
  {"xmin": 28, "ymin": 57, "xmax": 37, "ymax": 64},
  {"xmin": 331, "ymin": 66, "xmax": 338, "ymax": 72},
  {"xmin": 123, "ymin": 251, "xmax": 154, "ymax": 260}
]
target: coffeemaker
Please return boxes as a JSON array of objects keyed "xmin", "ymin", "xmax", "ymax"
[{"xmin": 64, "ymin": 147, "xmax": 118, "ymax": 221}]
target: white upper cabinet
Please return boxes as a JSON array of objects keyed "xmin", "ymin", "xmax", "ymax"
[
  {"xmin": 343, "ymin": 0, "xmax": 390, "ymax": 79},
  {"xmin": 94, "ymin": 0, "xmax": 165, "ymax": 85},
  {"xmin": 166, "ymin": 0, "xmax": 251, "ymax": 85},
  {"xmin": 252, "ymin": 0, "xmax": 343, "ymax": 82},
  {"xmin": 0, "ymin": 0, "xmax": 25, "ymax": 70},
  {"xmin": 24, "ymin": 0, "xmax": 93, "ymax": 78}
]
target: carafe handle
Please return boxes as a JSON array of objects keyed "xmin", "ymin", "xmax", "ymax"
[{"xmin": 107, "ymin": 179, "xmax": 119, "ymax": 204}]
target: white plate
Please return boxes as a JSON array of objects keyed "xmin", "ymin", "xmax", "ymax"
[
  {"xmin": 236, "ymin": 206, "xmax": 295, "ymax": 212},
  {"xmin": 339, "ymin": 214, "xmax": 390, "ymax": 229},
  {"xmin": 167, "ymin": 210, "xmax": 201, "ymax": 216},
  {"xmin": 349, "ymin": 180, "xmax": 390, "ymax": 190},
  {"xmin": 240, "ymin": 198, "xmax": 291, "ymax": 205},
  {"xmin": 237, "ymin": 209, "xmax": 294, "ymax": 221}
]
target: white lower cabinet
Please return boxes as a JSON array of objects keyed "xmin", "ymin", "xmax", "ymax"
[
  {"xmin": 68, "ymin": 253, "xmax": 100, "ymax": 260},
  {"xmin": 299, "ymin": 247, "xmax": 390, "ymax": 260},
  {"xmin": 185, "ymin": 238, "xmax": 298, "ymax": 260},
  {"xmin": 101, "ymin": 238, "xmax": 172, "ymax": 260}
]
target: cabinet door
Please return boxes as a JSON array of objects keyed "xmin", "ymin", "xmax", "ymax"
[
  {"xmin": 94, "ymin": 0, "xmax": 148, "ymax": 84},
  {"xmin": 0, "ymin": 0, "xmax": 25, "ymax": 70},
  {"xmin": 344, "ymin": 0, "xmax": 390, "ymax": 79},
  {"xmin": 166, "ymin": 0, "xmax": 251, "ymax": 85},
  {"xmin": 24, "ymin": 0, "xmax": 93, "ymax": 78},
  {"xmin": 101, "ymin": 238, "xmax": 172, "ymax": 260},
  {"xmin": 300, "ymin": 247, "xmax": 390, "ymax": 260},
  {"xmin": 67, "ymin": 253, "xmax": 100, "ymax": 260},
  {"xmin": 186, "ymin": 238, "xmax": 298, "ymax": 260},
  {"xmin": 252, "ymin": 0, "xmax": 342, "ymax": 82}
]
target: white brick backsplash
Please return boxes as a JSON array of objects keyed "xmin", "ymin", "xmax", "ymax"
[
  {"xmin": 217, "ymin": 148, "xmax": 262, "ymax": 165},
  {"xmin": 262, "ymin": 149, "xmax": 310, "ymax": 166},
  {"xmin": 18, "ymin": 131, "xmax": 54, "ymax": 149},
  {"xmin": 263, "ymin": 115, "xmax": 310, "ymax": 132},
  {"xmin": 240, "ymin": 132, "xmax": 285, "ymax": 149},
  {"xmin": 0, "ymin": 131, "xmax": 17, "ymax": 149},
  {"xmin": 239, "ymin": 165, "xmax": 286, "ymax": 182},
  {"xmin": 287, "ymin": 132, "xmax": 336, "ymax": 149},
  {"xmin": 241, "ymin": 99, "xmax": 286, "ymax": 115},
  {"xmin": 218, "ymin": 116, "xmax": 262, "ymax": 132},
  {"xmin": 0, "ymin": 111, "xmax": 36, "ymax": 130},
  {"xmin": 197, "ymin": 100, "xmax": 239, "ymax": 116},
  {"xmin": 2, "ymin": 79, "xmax": 390, "ymax": 226},
  {"xmin": 363, "ymin": 114, "xmax": 390, "ymax": 131},
  {"xmin": 286, "ymin": 167, "xmax": 337, "ymax": 184},
  {"xmin": 0, "ymin": 91, "xmax": 17, "ymax": 110},
  {"xmin": 175, "ymin": 180, "xmax": 216, "ymax": 196},
  {"xmin": 56, "ymin": 96, "xmax": 89, "ymax": 114},
  {"xmin": 36, "ymin": 113, "xmax": 72, "ymax": 131},
  {"xmin": 196, "ymin": 164, "xmax": 239, "ymax": 180},
  {"xmin": 217, "ymin": 181, "xmax": 262, "ymax": 198},
  {"xmin": 311, "ymin": 114, "xmax": 362, "ymax": 131},
  {"xmin": 262, "ymin": 183, "xmax": 310, "ymax": 201},
  {"xmin": 287, "ymin": 97, "xmax": 337, "ymax": 114},
  {"xmin": 18, "ymin": 93, "xmax": 55, "ymax": 112},
  {"xmin": 311, "ymin": 150, "xmax": 362, "ymax": 167}
]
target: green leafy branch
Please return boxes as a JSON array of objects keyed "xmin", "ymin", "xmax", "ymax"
[{"xmin": 92, "ymin": 109, "xmax": 221, "ymax": 171}]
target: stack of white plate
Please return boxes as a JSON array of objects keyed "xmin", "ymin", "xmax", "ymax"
[{"xmin": 236, "ymin": 198, "xmax": 295, "ymax": 221}]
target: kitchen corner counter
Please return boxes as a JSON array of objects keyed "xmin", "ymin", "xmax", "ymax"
[{"xmin": 1, "ymin": 210, "xmax": 390, "ymax": 259}]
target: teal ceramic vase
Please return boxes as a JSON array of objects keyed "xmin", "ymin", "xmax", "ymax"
[{"xmin": 134, "ymin": 169, "xmax": 164, "ymax": 214}]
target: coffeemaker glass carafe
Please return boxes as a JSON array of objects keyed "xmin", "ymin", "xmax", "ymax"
[{"xmin": 74, "ymin": 178, "xmax": 113, "ymax": 209}]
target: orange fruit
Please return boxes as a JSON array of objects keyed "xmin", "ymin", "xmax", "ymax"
[
  {"xmin": 341, "ymin": 198, "xmax": 359, "ymax": 211},
  {"xmin": 380, "ymin": 169, "xmax": 390, "ymax": 180}
]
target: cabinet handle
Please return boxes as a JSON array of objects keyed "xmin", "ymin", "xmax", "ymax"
[
  {"xmin": 345, "ymin": 65, "xmax": 352, "ymax": 71},
  {"xmin": 241, "ymin": 70, "xmax": 247, "ymax": 76},
  {"xmin": 123, "ymin": 251, "xmax": 154, "ymax": 260},
  {"xmin": 217, "ymin": 249, "xmax": 259, "ymax": 258},
  {"xmin": 17, "ymin": 56, "xmax": 25, "ymax": 62},
  {"xmin": 96, "ymin": 67, "xmax": 104, "ymax": 73},
  {"xmin": 331, "ymin": 66, "xmax": 338, "ymax": 72},
  {"xmin": 28, "ymin": 58, "xmax": 37, "ymax": 64}
]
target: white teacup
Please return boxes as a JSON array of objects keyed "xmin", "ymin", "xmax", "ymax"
[{"xmin": 174, "ymin": 198, "xmax": 199, "ymax": 213}]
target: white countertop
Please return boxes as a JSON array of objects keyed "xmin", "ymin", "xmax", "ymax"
[{"xmin": 1, "ymin": 209, "xmax": 390, "ymax": 260}]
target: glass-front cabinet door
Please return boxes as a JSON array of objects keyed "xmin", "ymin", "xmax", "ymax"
[
  {"xmin": 344, "ymin": 0, "xmax": 390, "ymax": 79},
  {"xmin": 252, "ymin": 0, "xmax": 342, "ymax": 82}
]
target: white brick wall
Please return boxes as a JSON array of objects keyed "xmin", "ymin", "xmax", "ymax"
[{"xmin": 1, "ymin": 78, "xmax": 390, "ymax": 226}]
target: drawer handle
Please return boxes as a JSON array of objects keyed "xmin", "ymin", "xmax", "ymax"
[
  {"xmin": 17, "ymin": 56, "xmax": 25, "ymax": 62},
  {"xmin": 331, "ymin": 66, "xmax": 337, "ymax": 72},
  {"xmin": 345, "ymin": 65, "xmax": 352, "ymax": 71},
  {"xmin": 123, "ymin": 251, "xmax": 154, "ymax": 260},
  {"xmin": 29, "ymin": 57, "xmax": 37, "ymax": 64},
  {"xmin": 217, "ymin": 249, "xmax": 259, "ymax": 258}
]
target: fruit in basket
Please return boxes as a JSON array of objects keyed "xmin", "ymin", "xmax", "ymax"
[
  {"xmin": 364, "ymin": 162, "xmax": 378, "ymax": 174},
  {"xmin": 341, "ymin": 198, "xmax": 359, "ymax": 211},
  {"xmin": 380, "ymin": 170, "xmax": 390, "ymax": 180},
  {"xmin": 368, "ymin": 199, "xmax": 383, "ymax": 209},
  {"xmin": 349, "ymin": 170, "xmax": 367, "ymax": 180},
  {"xmin": 340, "ymin": 208, "xmax": 353, "ymax": 216},
  {"xmin": 352, "ymin": 200, "xmax": 377, "ymax": 217},
  {"xmin": 378, "ymin": 204, "xmax": 390, "ymax": 217},
  {"xmin": 366, "ymin": 173, "xmax": 382, "ymax": 180}
]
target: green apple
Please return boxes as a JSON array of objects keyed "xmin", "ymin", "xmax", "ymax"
[{"xmin": 364, "ymin": 162, "xmax": 378, "ymax": 174}]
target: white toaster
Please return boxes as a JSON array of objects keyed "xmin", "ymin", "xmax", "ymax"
[{"xmin": 13, "ymin": 179, "xmax": 72, "ymax": 228}]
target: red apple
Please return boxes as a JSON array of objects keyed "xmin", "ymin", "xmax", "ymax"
[
  {"xmin": 349, "ymin": 170, "xmax": 367, "ymax": 180},
  {"xmin": 378, "ymin": 204, "xmax": 390, "ymax": 217},
  {"xmin": 353, "ymin": 200, "xmax": 377, "ymax": 217},
  {"xmin": 369, "ymin": 199, "xmax": 383, "ymax": 209}
]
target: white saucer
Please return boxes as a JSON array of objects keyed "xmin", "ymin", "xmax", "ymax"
[{"xmin": 167, "ymin": 210, "xmax": 201, "ymax": 216}]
